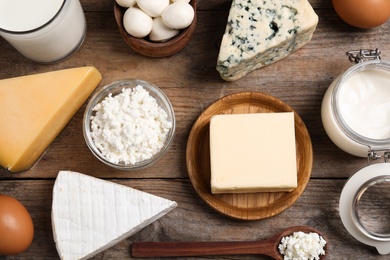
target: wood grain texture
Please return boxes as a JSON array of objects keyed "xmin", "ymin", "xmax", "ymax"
[
  {"xmin": 0, "ymin": 0, "xmax": 390, "ymax": 259},
  {"xmin": 0, "ymin": 179, "xmax": 388, "ymax": 260},
  {"xmin": 186, "ymin": 92, "xmax": 312, "ymax": 220},
  {"xmin": 132, "ymin": 226, "xmax": 328, "ymax": 259}
]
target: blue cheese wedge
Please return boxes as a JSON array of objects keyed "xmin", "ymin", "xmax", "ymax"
[
  {"xmin": 210, "ymin": 113, "xmax": 297, "ymax": 194},
  {"xmin": 51, "ymin": 170, "xmax": 177, "ymax": 260},
  {"xmin": 216, "ymin": 0, "xmax": 319, "ymax": 81}
]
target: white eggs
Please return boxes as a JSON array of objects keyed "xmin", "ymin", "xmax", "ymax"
[
  {"xmin": 123, "ymin": 7, "xmax": 153, "ymax": 38},
  {"xmin": 116, "ymin": 0, "xmax": 136, "ymax": 8},
  {"xmin": 137, "ymin": 0, "xmax": 169, "ymax": 17},
  {"xmin": 161, "ymin": 2, "xmax": 194, "ymax": 30},
  {"xmin": 149, "ymin": 17, "xmax": 179, "ymax": 42},
  {"xmin": 121, "ymin": 0, "xmax": 194, "ymax": 41}
]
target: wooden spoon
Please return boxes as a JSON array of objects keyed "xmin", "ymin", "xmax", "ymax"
[{"xmin": 131, "ymin": 226, "xmax": 328, "ymax": 259}]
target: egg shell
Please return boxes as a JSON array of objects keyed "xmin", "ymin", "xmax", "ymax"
[
  {"xmin": 137, "ymin": 0, "xmax": 170, "ymax": 17},
  {"xmin": 149, "ymin": 16, "xmax": 180, "ymax": 42},
  {"xmin": 161, "ymin": 2, "xmax": 194, "ymax": 30},
  {"xmin": 171, "ymin": 0, "xmax": 191, "ymax": 3},
  {"xmin": 123, "ymin": 7, "xmax": 153, "ymax": 38},
  {"xmin": 332, "ymin": 0, "xmax": 390, "ymax": 28},
  {"xmin": 0, "ymin": 194, "xmax": 34, "ymax": 255},
  {"xmin": 116, "ymin": 0, "xmax": 136, "ymax": 8}
]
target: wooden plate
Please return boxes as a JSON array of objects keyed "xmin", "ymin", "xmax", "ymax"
[{"xmin": 186, "ymin": 92, "xmax": 313, "ymax": 221}]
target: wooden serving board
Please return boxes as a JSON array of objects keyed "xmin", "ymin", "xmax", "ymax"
[{"xmin": 186, "ymin": 92, "xmax": 313, "ymax": 220}]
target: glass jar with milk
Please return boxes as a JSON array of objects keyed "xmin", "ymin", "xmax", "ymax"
[
  {"xmin": 0, "ymin": 0, "xmax": 86, "ymax": 63},
  {"xmin": 321, "ymin": 49, "xmax": 390, "ymax": 255}
]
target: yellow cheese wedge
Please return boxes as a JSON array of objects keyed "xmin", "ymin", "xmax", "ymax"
[{"xmin": 0, "ymin": 67, "xmax": 102, "ymax": 172}]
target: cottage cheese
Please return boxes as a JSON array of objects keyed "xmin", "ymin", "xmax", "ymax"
[
  {"xmin": 278, "ymin": 231, "xmax": 326, "ymax": 260},
  {"xmin": 90, "ymin": 85, "xmax": 172, "ymax": 165}
]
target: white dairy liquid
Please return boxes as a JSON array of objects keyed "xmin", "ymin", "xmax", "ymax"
[
  {"xmin": 0, "ymin": 0, "xmax": 64, "ymax": 32},
  {"xmin": 0, "ymin": 0, "xmax": 86, "ymax": 63},
  {"xmin": 338, "ymin": 69, "xmax": 390, "ymax": 140}
]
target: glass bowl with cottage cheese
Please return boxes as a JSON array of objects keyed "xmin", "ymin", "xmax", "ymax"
[{"xmin": 83, "ymin": 79, "xmax": 176, "ymax": 170}]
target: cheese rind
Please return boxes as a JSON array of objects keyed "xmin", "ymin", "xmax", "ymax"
[
  {"xmin": 51, "ymin": 170, "xmax": 177, "ymax": 260},
  {"xmin": 0, "ymin": 67, "xmax": 102, "ymax": 172},
  {"xmin": 210, "ymin": 112, "xmax": 297, "ymax": 194},
  {"xmin": 216, "ymin": 0, "xmax": 318, "ymax": 81}
]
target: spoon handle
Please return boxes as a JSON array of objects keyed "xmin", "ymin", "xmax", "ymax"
[{"xmin": 132, "ymin": 240, "xmax": 278, "ymax": 258}]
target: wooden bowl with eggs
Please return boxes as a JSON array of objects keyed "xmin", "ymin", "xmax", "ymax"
[{"xmin": 114, "ymin": 0, "xmax": 197, "ymax": 58}]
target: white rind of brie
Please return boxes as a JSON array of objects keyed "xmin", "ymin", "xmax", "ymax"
[{"xmin": 51, "ymin": 170, "xmax": 177, "ymax": 260}]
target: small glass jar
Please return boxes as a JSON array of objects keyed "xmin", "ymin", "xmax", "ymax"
[
  {"xmin": 339, "ymin": 163, "xmax": 390, "ymax": 255},
  {"xmin": 83, "ymin": 79, "xmax": 176, "ymax": 171},
  {"xmin": 0, "ymin": 0, "xmax": 86, "ymax": 63},
  {"xmin": 321, "ymin": 49, "xmax": 390, "ymax": 158},
  {"xmin": 322, "ymin": 49, "xmax": 390, "ymax": 254}
]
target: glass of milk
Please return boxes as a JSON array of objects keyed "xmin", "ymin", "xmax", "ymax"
[{"xmin": 0, "ymin": 0, "xmax": 86, "ymax": 63}]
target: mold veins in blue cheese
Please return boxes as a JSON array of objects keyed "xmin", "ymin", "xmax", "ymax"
[
  {"xmin": 210, "ymin": 112, "xmax": 297, "ymax": 194},
  {"xmin": 216, "ymin": 0, "xmax": 319, "ymax": 81},
  {"xmin": 51, "ymin": 170, "xmax": 177, "ymax": 260}
]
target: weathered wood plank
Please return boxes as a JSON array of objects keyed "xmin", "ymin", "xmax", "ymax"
[
  {"xmin": 0, "ymin": 2, "xmax": 389, "ymax": 259},
  {"xmin": 1, "ymin": 9, "xmax": 387, "ymax": 179},
  {"xmin": 0, "ymin": 179, "xmax": 388, "ymax": 259},
  {"xmin": 79, "ymin": 0, "xmax": 334, "ymax": 12}
]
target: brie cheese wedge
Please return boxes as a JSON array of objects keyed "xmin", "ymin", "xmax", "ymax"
[{"xmin": 51, "ymin": 170, "xmax": 177, "ymax": 260}]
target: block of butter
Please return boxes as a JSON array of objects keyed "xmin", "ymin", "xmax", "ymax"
[
  {"xmin": 0, "ymin": 67, "xmax": 102, "ymax": 172},
  {"xmin": 210, "ymin": 112, "xmax": 297, "ymax": 194}
]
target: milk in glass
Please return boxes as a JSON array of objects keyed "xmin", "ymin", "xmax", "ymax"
[{"xmin": 0, "ymin": 0, "xmax": 86, "ymax": 63}]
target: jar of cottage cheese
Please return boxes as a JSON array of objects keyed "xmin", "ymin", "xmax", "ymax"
[
  {"xmin": 321, "ymin": 49, "xmax": 390, "ymax": 254},
  {"xmin": 0, "ymin": 0, "xmax": 86, "ymax": 63}
]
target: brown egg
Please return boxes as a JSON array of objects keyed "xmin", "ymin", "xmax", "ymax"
[
  {"xmin": 332, "ymin": 0, "xmax": 390, "ymax": 28},
  {"xmin": 0, "ymin": 194, "xmax": 34, "ymax": 255}
]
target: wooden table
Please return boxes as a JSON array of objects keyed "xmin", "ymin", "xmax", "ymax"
[{"xmin": 1, "ymin": 0, "xmax": 389, "ymax": 259}]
